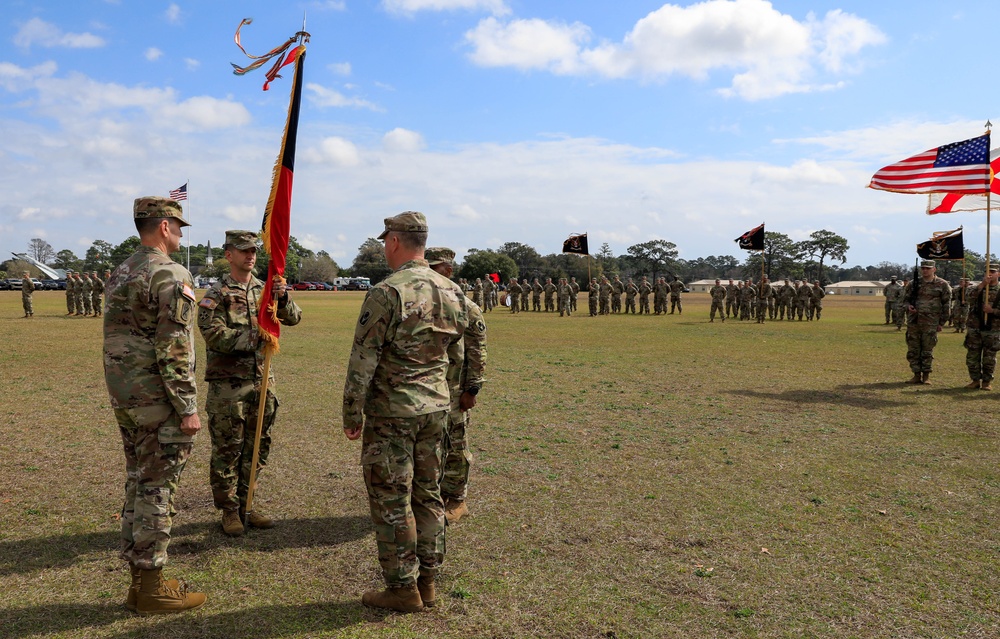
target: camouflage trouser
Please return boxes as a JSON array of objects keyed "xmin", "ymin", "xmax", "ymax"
[
  {"xmin": 441, "ymin": 408, "xmax": 472, "ymax": 502},
  {"xmin": 509, "ymin": 293, "xmax": 519, "ymax": 313},
  {"xmin": 884, "ymin": 300, "xmax": 893, "ymax": 323},
  {"xmin": 483, "ymin": 295, "xmax": 493, "ymax": 312},
  {"xmin": 965, "ymin": 329, "xmax": 1000, "ymax": 382},
  {"xmin": 791, "ymin": 300, "xmax": 804, "ymax": 320},
  {"xmin": 811, "ymin": 301, "xmax": 822, "ymax": 320},
  {"xmin": 625, "ymin": 296, "xmax": 636, "ymax": 314},
  {"xmin": 670, "ymin": 295, "xmax": 681, "ymax": 313},
  {"xmin": 952, "ymin": 304, "xmax": 969, "ymax": 331},
  {"xmin": 611, "ymin": 295, "xmax": 621, "ymax": 313},
  {"xmin": 521, "ymin": 294, "xmax": 529, "ymax": 311},
  {"xmin": 74, "ymin": 293, "xmax": 84, "ymax": 315},
  {"xmin": 654, "ymin": 296, "xmax": 666, "ymax": 314},
  {"xmin": 207, "ymin": 381, "xmax": 279, "ymax": 512},
  {"xmin": 66, "ymin": 292, "xmax": 74, "ymax": 313},
  {"xmin": 589, "ymin": 296, "xmax": 598, "ymax": 316},
  {"xmin": 739, "ymin": 300, "xmax": 751, "ymax": 320},
  {"xmin": 756, "ymin": 298, "xmax": 766, "ymax": 323},
  {"xmin": 22, "ymin": 295, "xmax": 33, "ymax": 315},
  {"xmin": 116, "ymin": 404, "xmax": 194, "ymax": 569},
  {"xmin": 92, "ymin": 293, "xmax": 103, "ymax": 316},
  {"xmin": 599, "ymin": 296, "xmax": 609, "ymax": 315},
  {"xmin": 559, "ymin": 295, "xmax": 571, "ymax": 316},
  {"xmin": 893, "ymin": 302, "xmax": 905, "ymax": 328},
  {"xmin": 768, "ymin": 298, "xmax": 776, "ymax": 319},
  {"xmin": 710, "ymin": 298, "xmax": 724, "ymax": 321},
  {"xmin": 906, "ymin": 326, "xmax": 939, "ymax": 373},
  {"xmin": 532, "ymin": 295, "xmax": 541, "ymax": 311},
  {"xmin": 544, "ymin": 295, "xmax": 555, "ymax": 312},
  {"xmin": 726, "ymin": 298, "xmax": 737, "ymax": 317},
  {"xmin": 570, "ymin": 295, "xmax": 577, "ymax": 312},
  {"xmin": 639, "ymin": 296, "xmax": 650, "ymax": 314},
  {"xmin": 362, "ymin": 412, "xmax": 447, "ymax": 587}
]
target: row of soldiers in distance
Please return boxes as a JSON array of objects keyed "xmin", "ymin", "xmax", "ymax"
[
  {"xmin": 18, "ymin": 269, "xmax": 110, "ymax": 318},
  {"xmin": 708, "ymin": 278, "xmax": 826, "ymax": 323},
  {"xmin": 883, "ymin": 275, "xmax": 979, "ymax": 333}
]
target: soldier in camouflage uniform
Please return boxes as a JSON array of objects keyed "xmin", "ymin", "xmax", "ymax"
[
  {"xmin": 668, "ymin": 276, "xmax": 684, "ymax": 314},
  {"xmin": 795, "ymin": 280, "xmax": 813, "ymax": 320},
  {"xmin": 65, "ymin": 270, "xmax": 76, "ymax": 315},
  {"xmin": 739, "ymin": 280, "xmax": 755, "ymax": 321},
  {"xmin": 543, "ymin": 277, "xmax": 557, "ymax": 312},
  {"xmin": 521, "ymin": 278, "xmax": 530, "ymax": 312},
  {"xmin": 558, "ymin": 277, "xmax": 572, "ymax": 316},
  {"xmin": 951, "ymin": 279, "xmax": 970, "ymax": 332},
  {"xmin": 611, "ymin": 275, "xmax": 625, "ymax": 313},
  {"xmin": 104, "ymin": 196, "xmax": 205, "ymax": 614},
  {"xmin": 343, "ymin": 212, "xmax": 475, "ymax": 613},
  {"xmin": 965, "ymin": 266, "xmax": 1000, "ymax": 390},
  {"xmin": 91, "ymin": 271, "xmax": 104, "ymax": 317},
  {"xmin": 778, "ymin": 279, "xmax": 794, "ymax": 320},
  {"xmin": 810, "ymin": 281, "xmax": 826, "ymax": 320},
  {"xmin": 653, "ymin": 277, "xmax": 668, "ymax": 315},
  {"xmin": 589, "ymin": 277, "xmax": 600, "ymax": 316},
  {"xmin": 903, "ymin": 260, "xmax": 952, "ymax": 384},
  {"xmin": 599, "ymin": 276, "xmax": 612, "ymax": 315},
  {"xmin": 472, "ymin": 278, "xmax": 484, "ymax": 308},
  {"xmin": 756, "ymin": 277, "xmax": 773, "ymax": 323},
  {"xmin": 81, "ymin": 272, "xmax": 94, "ymax": 316},
  {"xmin": 198, "ymin": 230, "xmax": 302, "ymax": 537},
  {"xmin": 624, "ymin": 277, "xmax": 638, "ymax": 314},
  {"xmin": 894, "ymin": 279, "xmax": 909, "ymax": 331},
  {"xmin": 74, "ymin": 272, "xmax": 86, "ymax": 315},
  {"xmin": 883, "ymin": 276, "xmax": 902, "ymax": 324},
  {"xmin": 21, "ymin": 271, "xmax": 34, "ymax": 317},
  {"xmin": 638, "ymin": 276, "xmax": 652, "ymax": 314},
  {"xmin": 482, "ymin": 276, "xmax": 495, "ymax": 312},
  {"xmin": 531, "ymin": 278, "xmax": 543, "ymax": 311},
  {"xmin": 569, "ymin": 276, "xmax": 580, "ymax": 312},
  {"xmin": 507, "ymin": 277, "xmax": 521, "ymax": 314},
  {"xmin": 709, "ymin": 279, "xmax": 726, "ymax": 322},
  {"xmin": 725, "ymin": 279, "xmax": 739, "ymax": 318},
  {"xmin": 426, "ymin": 248, "xmax": 487, "ymax": 524}
]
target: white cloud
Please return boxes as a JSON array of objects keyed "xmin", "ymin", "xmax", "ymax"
[
  {"xmin": 165, "ymin": 4, "xmax": 182, "ymax": 25},
  {"xmin": 329, "ymin": 62, "xmax": 352, "ymax": 76},
  {"xmin": 13, "ymin": 18, "xmax": 105, "ymax": 50},
  {"xmin": 184, "ymin": 58, "xmax": 200, "ymax": 70},
  {"xmin": 777, "ymin": 119, "xmax": 985, "ymax": 162},
  {"xmin": 156, "ymin": 96, "xmax": 252, "ymax": 131},
  {"xmin": 0, "ymin": 61, "xmax": 57, "ymax": 92},
  {"xmin": 305, "ymin": 137, "xmax": 362, "ymax": 167},
  {"xmin": 383, "ymin": 128, "xmax": 425, "ymax": 153},
  {"xmin": 383, "ymin": 0, "xmax": 510, "ymax": 17},
  {"xmin": 145, "ymin": 47, "xmax": 163, "ymax": 62},
  {"xmin": 222, "ymin": 205, "xmax": 258, "ymax": 222},
  {"xmin": 309, "ymin": 0, "xmax": 347, "ymax": 10},
  {"xmin": 17, "ymin": 207, "xmax": 41, "ymax": 220},
  {"xmin": 464, "ymin": 0, "xmax": 886, "ymax": 100},
  {"xmin": 752, "ymin": 159, "xmax": 847, "ymax": 184},
  {"xmin": 305, "ymin": 83, "xmax": 383, "ymax": 111},
  {"xmin": 450, "ymin": 204, "xmax": 483, "ymax": 221}
]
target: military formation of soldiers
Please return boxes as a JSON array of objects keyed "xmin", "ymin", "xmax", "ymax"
[
  {"xmin": 61, "ymin": 269, "xmax": 107, "ymax": 317},
  {"xmin": 713, "ymin": 277, "xmax": 826, "ymax": 323}
]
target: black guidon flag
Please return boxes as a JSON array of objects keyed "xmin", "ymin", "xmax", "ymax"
[
  {"xmin": 916, "ymin": 227, "xmax": 964, "ymax": 260},
  {"xmin": 735, "ymin": 223, "xmax": 765, "ymax": 250},
  {"xmin": 563, "ymin": 233, "xmax": 589, "ymax": 255}
]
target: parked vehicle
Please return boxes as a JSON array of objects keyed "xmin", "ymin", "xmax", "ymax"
[
  {"xmin": 291, "ymin": 282, "xmax": 316, "ymax": 291},
  {"xmin": 343, "ymin": 280, "xmax": 370, "ymax": 291},
  {"xmin": 42, "ymin": 279, "xmax": 66, "ymax": 290}
]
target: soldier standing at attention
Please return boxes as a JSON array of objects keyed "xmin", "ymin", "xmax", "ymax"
[
  {"xmin": 599, "ymin": 276, "xmax": 612, "ymax": 315},
  {"xmin": 482, "ymin": 276, "xmax": 495, "ymax": 313},
  {"xmin": 624, "ymin": 278, "xmax": 638, "ymax": 314},
  {"xmin": 777, "ymin": 278, "xmax": 794, "ymax": 320},
  {"xmin": 521, "ymin": 278, "xmax": 530, "ymax": 312},
  {"xmin": 569, "ymin": 276, "xmax": 580, "ymax": 312},
  {"xmin": 810, "ymin": 280, "xmax": 826, "ymax": 320},
  {"xmin": 342, "ymin": 212, "xmax": 472, "ymax": 613},
  {"xmin": 91, "ymin": 271, "xmax": 105, "ymax": 317},
  {"xmin": 65, "ymin": 270, "xmax": 76, "ymax": 315},
  {"xmin": 653, "ymin": 277, "xmax": 667, "ymax": 315},
  {"xmin": 756, "ymin": 277, "xmax": 773, "ymax": 324},
  {"xmin": 796, "ymin": 280, "xmax": 813, "ymax": 320},
  {"xmin": 668, "ymin": 276, "xmax": 685, "ymax": 314},
  {"xmin": 951, "ymin": 278, "xmax": 970, "ymax": 333},
  {"xmin": 611, "ymin": 275, "xmax": 625, "ymax": 313},
  {"xmin": 82, "ymin": 271, "xmax": 94, "ymax": 316},
  {"xmin": 472, "ymin": 278, "xmax": 484, "ymax": 309},
  {"xmin": 965, "ymin": 266, "xmax": 1000, "ymax": 390},
  {"xmin": 904, "ymin": 260, "xmax": 952, "ymax": 384},
  {"xmin": 507, "ymin": 277, "xmax": 521, "ymax": 314},
  {"xmin": 543, "ymin": 277, "xmax": 557, "ymax": 312},
  {"xmin": 709, "ymin": 279, "xmax": 726, "ymax": 322},
  {"xmin": 531, "ymin": 278, "xmax": 543, "ymax": 312},
  {"xmin": 558, "ymin": 277, "xmax": 572, "ymax": 317},
  {"xmin": 894, "ymin": 279, "xmax": 909, "ymax": 331},
  {"xmin": 589, "ymin": 277, "xmax": 600, "ymax": 316},
  {"xmin": 104, "ymin": 196, "xmax": 205, "ymax": 614},
  {"xmin": 638, "ymin": 276, "xmax": 652, "ymax": 314},
  {"xmin": 198, "ymin": 230, "xmax": 302, "ymax": 537},
  {"xmin": 883, "ymin": 276, "xmax": 902, "ymax": 324},
  {"xmin": 426, "ymin": 248, "xmax": 487, "ymax": 524},
  {"xmin": 21, "ymin": 271, "xmax": 34, "ymax": 318},
  {"xmin": 75, "ymin": 272, "xmax": 87, "ymax": 316}
]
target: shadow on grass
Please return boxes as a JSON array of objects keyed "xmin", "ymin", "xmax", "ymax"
[
  {"xmin": 0, "ymin": 516, "xmax": 371, "ymax": 577},
  {"xmin": 0, "ymin": 600, "xmax": 371, "ymax": 639},
  {"xmin": 731, "ymin": 387, "xmax": 913, "ymax": 410}
]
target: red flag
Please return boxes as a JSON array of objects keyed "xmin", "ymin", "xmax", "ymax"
[
  {"xmin": 257, "ymin": 44, "xmax": 305, "ymax": 350},
  {"xmin": 868, "ymin": 133, "xmax": 990, "ymax": 194},
  {"xmin": 488, "ymin": 273, "xmax": 500, "ymax": 284}
]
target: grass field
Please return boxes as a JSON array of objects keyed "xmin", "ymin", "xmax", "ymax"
[{"xmin": 1, "ymin": 290, "xmax": 998, "ymax": 639}]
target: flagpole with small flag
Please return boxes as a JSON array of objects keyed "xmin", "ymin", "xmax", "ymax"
[{"xmin": 231, "ymin": 18, "xmax": 309, "ymax": 515}]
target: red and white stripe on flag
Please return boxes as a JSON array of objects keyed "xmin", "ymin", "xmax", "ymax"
[{"xmin": 869, "ymin": 133, "xmax": 990, "ymax": 195}]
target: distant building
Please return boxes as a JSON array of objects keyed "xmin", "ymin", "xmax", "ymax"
[{"xmin": 824, "ymin": 281, "xmax": 889, "ymax": 296}]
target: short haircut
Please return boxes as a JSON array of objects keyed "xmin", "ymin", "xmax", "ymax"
[
  {"xmin": 135, "ymin": 216, "xmax": 167, "ymax": 236},
  {"xmin": 394, "ymin": 230, "xmax": 427, "ymax": 251}
]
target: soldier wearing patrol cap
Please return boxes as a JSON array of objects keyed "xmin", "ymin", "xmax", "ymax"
[
  {"xmin": 21, "ymin": 271, "xmax": 34, "ymax": 318},
  {"xmin": 65, "ymin": 270, "xmax": 75, "ymax": 315},
  {"xmin": 965, "ymin": 265, "xmax": 1000, "ymax": 390},
  {"xmin": 883, "ymin": 275, "xmax": 902, "ymax": 324},
  {"xmin": 104, "ymin": 195, "xmax": 205, "ymax": 614},
  {"xmin": 343, "ymin": 212, "xmax": 476, "ymax": 613},
  {"xmin": 903, "ymin": 259, "xmax": 952, "ymax": 384},
  {"xmin": 425, "ymin": 246, "xmax": 487, "ymax": 524},
  {"xmin": 91, "ymin": 272, "xmax": 104, "ymax": 317},
  {"xmin": 198, "ymin": 230, "xmax": 301, "ymax": 537}
]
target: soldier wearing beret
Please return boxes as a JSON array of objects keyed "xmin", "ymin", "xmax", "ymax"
[
  {"xmin": 343, "ymin": 212, "xmax": 474, "ymax": 613},
  {"xmin": 903, "ymin": 259, "xmax": 952, "ymax": 384},
  {"xmin": 426, "ymin": 246, "xmax": 487, "ymax": 524},
  {"xmin": 104, "ymin": 196, "xmax": 205, "ymax": 614},
  {"xmin": 198, "ymin": 230, "xmax": 302, "ymax": 536}
]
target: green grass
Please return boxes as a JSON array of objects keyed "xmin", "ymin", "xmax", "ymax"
[{"xmin": 1, "ymin": 290, "xmax": 998, "ymax": 638}]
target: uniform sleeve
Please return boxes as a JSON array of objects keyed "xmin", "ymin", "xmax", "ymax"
[
  {"xmin": 198, "ymin": 287, "xmax": 258, "ymax": 354},
  {"xmin": 277, "ymin": 296, "xmax": 303, "ymax": 326},
  {"xmin": 342, "ymin": 286, "xmax": 396, "ymax": 431},
  {"xmin": 462, "ymin": 301, "xmax": 488, "ymax": 390},
  {"xmin": 152, "ymin": 268, "xmax": 199, "ymax": 416},
  {"xmin": 941, "ymin": 282, "xmax": 952, "ymax": 321}
]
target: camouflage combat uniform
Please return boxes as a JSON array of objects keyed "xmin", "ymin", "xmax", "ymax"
[
  {"xmin": 343, "ymin": 258, "xmax": 471, "ymax": 588},
  {"xmin": 624, "ymin": 280, "xmax": 638, "ymax": 314},
  {"xmin": 74, "ymin": 273, "xmax": 85, "ymax": 315},
  {"xmin": 507, "ymin": 279, "xmax": 522, "ymax": 314},
  {"xmin": 965, "ymin": 282, "xmax": 1000, "ymax": 386},
  {"xmin": 638, "ymin": 278, "xmax": 652, "ymax": 314},
  {"xmin": 951, "ymin": 283, "xmax": 970, "ymax": 332},
  {"xmin": 709, "ymin": 282, "xmax": 726, "ymax": 322},
  {"xmin": 521, "ymin": 279, "xmax": 530, "ymax": 311},
  {"xmin": 82, "ymin": 273, "xmax": 94, "ymax": 315},
  {"xmin": 725, "ymin": 281, "xmax": 739, "ymax": 318},
  {"xmin": 668, "ymin": 279, "xmax": 684, "ymax": 314},
  {"xmin": 599, "ymin": 278, "xmax": 612, "ymax": 315},
  {"xmin": 472, "ymin": 279, "xmax": 484, "ymax": 308},
  {"xmin": 778, "ymin": 281, "xmax": 794, "ymax": 320},
  {"xmin": 756, "ymin": 280, "xmax": 773, "ymax": 323},
  {"xmin": 91, "ymin": 272, "xmax": 105, "ymax": 317},
  {"xmin": 810, "ymin": 283, "xmax": 826, "ymax": 320},
  {"xmin": 543, "ymin": 279, "xmax": 557, "ymax": 312},
  {"xmin": 569, "ymin": 278, "xmax": 580, "ymax": 312},
  {"xmin": 883, "ymin": 279, "xmax": 902, "ymax": 324},
  {"xmin": 589, "ymin": 279, "xmax": 599, "ymax": 316},
  {"xmin": 104, "ymin": 245, "xmax": 198, "ymax": 570},
  {"xmin": 904, "ymin": 274, "xmax": 951, "ymax": 377},
  {"xmin": 198, "ymin": 273, "xmax": 302, "ymax": 515},
  {"xmin": 21, "ymin": 276, "xmax": 34, "ymax": 317},
  {"xmin": 483, "ymin": 277, "xmax": 495, "ymax": 312},
  {"xmin": 611, "ymin": 277, "xmax": 624, "ymax": 313},
  {"xmin": 65, "ymin": 272, "xmax": 76, "ymax": 314},
  {"xmin": 796, "ymin": 282, "xmax": 813, "ymax": 320},
  {"xmin": 557, "ymin": 278, "xmax": 572, "ymax": 316}
]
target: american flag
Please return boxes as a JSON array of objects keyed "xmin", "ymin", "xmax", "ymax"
[
  {"xmin": 869, "ymin": 134, "xmax": 991, "ymax": 195},
  {"xmin": 168, "ymin": 183, "xmax": 188, "ymax": 201}
]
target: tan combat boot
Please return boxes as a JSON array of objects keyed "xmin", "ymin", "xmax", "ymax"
[
  {"xmin": 966, "ymin": 380, "xmax": 981, "ymax": 389},
  {"xmin": 222, "ymin": 509, "xmax": 244, "ymax": 536},
  {"xmin": 136, "ymin": 568, "xmax": 206, "ymax": 615},
  {"xmin": 444, "ymin": 499, "xmax": 469, "ymax": 524},
  {"xmin": 982, "ymin": 380, "xmax": 993, "ymax": 391},
  {"xmin": 905, "ymin": 373, "xmax": 922, "ymax": 384},
  {"xmin": 244, "ymin": 510, "xmax": 274, "ymax": 529},
  {"xmin": 921, "ymin": 372, "xmax": 931, "ymax": 385},
  {"xmin": 417, "ymin": 574, "xmax": 436, "ymax": 608},
  {"xmin": 125, "ymin": 565, "xmax": 178, "ymax": 612},
  {"xmin": 361, "ymin": 583, "xmax": 423, "ymax": 613}
]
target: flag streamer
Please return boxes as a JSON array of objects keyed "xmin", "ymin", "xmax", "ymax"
[{"xmin": 231, "ymin": 18, "xmax": 310, "ymax": 90}]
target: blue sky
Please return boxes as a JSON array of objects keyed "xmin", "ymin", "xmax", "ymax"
[{"xmin": 1, "ymin": 0, "xmax": 997, "ymax": 269}]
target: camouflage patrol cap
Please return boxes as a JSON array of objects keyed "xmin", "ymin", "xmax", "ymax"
[
  {"xmin": 224, "ymin": 230, "xmax": 259, "ymax": 251},
  {"xmin": 133, "ymin": 196, "xmax": 189, "ymax": 227},
  {"xmin": 890, "ymin": 275, "xmax": 897, "ymax": 280},
  {"xmin": 377, "ymin": 211, "xmax": 428, "ymax": 240},
  {"xmin": 920, "ymin": 259, "xmax": 935, "ymax": 268},
  {"xmin": 425, "ymin": 246, "xmax": 456, "ymax": 266},
  {"xmin": 989, "ymin": 264, "xmax": 1000, "ymax": 273}
]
